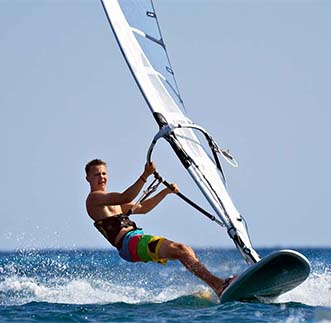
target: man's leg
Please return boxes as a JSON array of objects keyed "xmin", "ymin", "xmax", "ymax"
[{"xmin": 158, "ymin": 239, "xmax": 233, "ymax": 296}]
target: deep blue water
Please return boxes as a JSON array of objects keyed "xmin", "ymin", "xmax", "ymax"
[{"xmin": 0, "ymin": 248, "xmax": 330, "ymax": 322}]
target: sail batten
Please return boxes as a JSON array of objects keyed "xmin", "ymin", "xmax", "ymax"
[{"xmin": 100, "ymin": 0, "xmax": 260, "ymax": 264}]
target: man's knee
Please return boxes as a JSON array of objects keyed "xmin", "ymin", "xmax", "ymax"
[
  {"xmin": 171, "ymin": 242, "xmax": 195, "ymax": 259},
  {"xmin": 159, "ymin": 239, "xmax": 197, "ymax": 260}
]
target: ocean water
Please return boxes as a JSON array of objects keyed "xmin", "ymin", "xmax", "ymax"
[{"xmin": 0, "ymin": 248, "xmax": 330, "ymax": 323}]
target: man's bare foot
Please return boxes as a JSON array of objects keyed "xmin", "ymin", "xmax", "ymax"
[{"xmin": 215, "ymin": 275, "xmax": 237, "ymax": 298}]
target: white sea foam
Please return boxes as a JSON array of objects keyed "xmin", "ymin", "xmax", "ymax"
[
  {"xmin": 0, "ymin": 275, "xmax": 202, "ymax": 306},
  {"xmin": 1, "ymin": 257, "xmax": 330, "ymax": 308},
  {"xmin": 277, "ymin": 268, "xmax": 331, "ymax": 307}
]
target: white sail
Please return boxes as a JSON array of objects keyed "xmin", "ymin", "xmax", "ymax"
[{"xmin": 100, "ymin": 0, "xmax": 260, "ymax": 264}]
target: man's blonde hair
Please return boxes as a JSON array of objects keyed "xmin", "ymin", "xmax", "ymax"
[{"xmin": 85, "ymin": 159, "xmax": 107, "ymax": 175}]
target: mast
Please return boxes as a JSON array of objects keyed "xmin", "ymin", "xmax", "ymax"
[{"xmin": 100, "ymin": 0, "xmax": 260, "ymax": 264}]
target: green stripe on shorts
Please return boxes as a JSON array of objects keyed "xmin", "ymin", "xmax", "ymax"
[{"xmin": 137, "ymin": 235, "xmax": 153, "ymax": 262}]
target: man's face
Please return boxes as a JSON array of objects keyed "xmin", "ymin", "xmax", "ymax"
[{"xmin": 86, "ymin": 164, "xmax": 108, "ymax": 191}]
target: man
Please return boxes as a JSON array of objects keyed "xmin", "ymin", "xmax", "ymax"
[{"xmin": 85, "ymin": 158, "xmax": 235, "ymax": 297}]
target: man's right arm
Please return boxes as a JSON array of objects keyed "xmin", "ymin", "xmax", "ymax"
[{"xmin": 88, "ymin": 162, "xmax": 156, "ymax": 207}]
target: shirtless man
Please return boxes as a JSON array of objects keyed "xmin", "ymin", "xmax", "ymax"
[{"xmin": 85, "ymin": 158, "xmax": 235, "ymax": 297}]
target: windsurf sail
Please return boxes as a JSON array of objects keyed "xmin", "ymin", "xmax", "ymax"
[{"xmin": 100, "ymin": 0, "xmax": 260, "ymax": 264}]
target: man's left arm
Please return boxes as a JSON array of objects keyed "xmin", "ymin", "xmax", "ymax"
[{"xmin": 130, "ymin": 184, "xmax": 179, "ymax": 215}]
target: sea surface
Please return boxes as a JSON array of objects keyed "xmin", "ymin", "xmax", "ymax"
[{"xmin": 0, "ymin": 248, "xmax": 330, "ymax": 323}]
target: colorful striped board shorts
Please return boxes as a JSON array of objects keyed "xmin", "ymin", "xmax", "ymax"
[{"xmin": 118, "ymin": 229, "xmax": 168, "ymax": 265}]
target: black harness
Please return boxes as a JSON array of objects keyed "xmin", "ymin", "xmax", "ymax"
[{"xmin": 94, "ymin": 214, "xmax": 138, "ymax": 248}]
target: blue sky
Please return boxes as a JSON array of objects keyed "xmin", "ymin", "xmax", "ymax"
[{"xmin": 0, "ymin": 0, "xmax": 330, "ymax": 251}]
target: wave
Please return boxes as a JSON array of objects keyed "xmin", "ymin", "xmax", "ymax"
[
  {"xmin": 0, "ymin": 275, "xmax": 215, "ymax": 306},
  {"xmin": 1, "ymin": 267, "xmax": 330, "ymax": 308},
  {"xmin": 0, "ymin": 248, "xmax": 330, "ymax": 308}
]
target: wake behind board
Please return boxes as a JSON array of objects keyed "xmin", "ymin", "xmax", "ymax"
[{"xmin": 220, "ymin": 249, "xmax": 311, "ymax": 303}]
